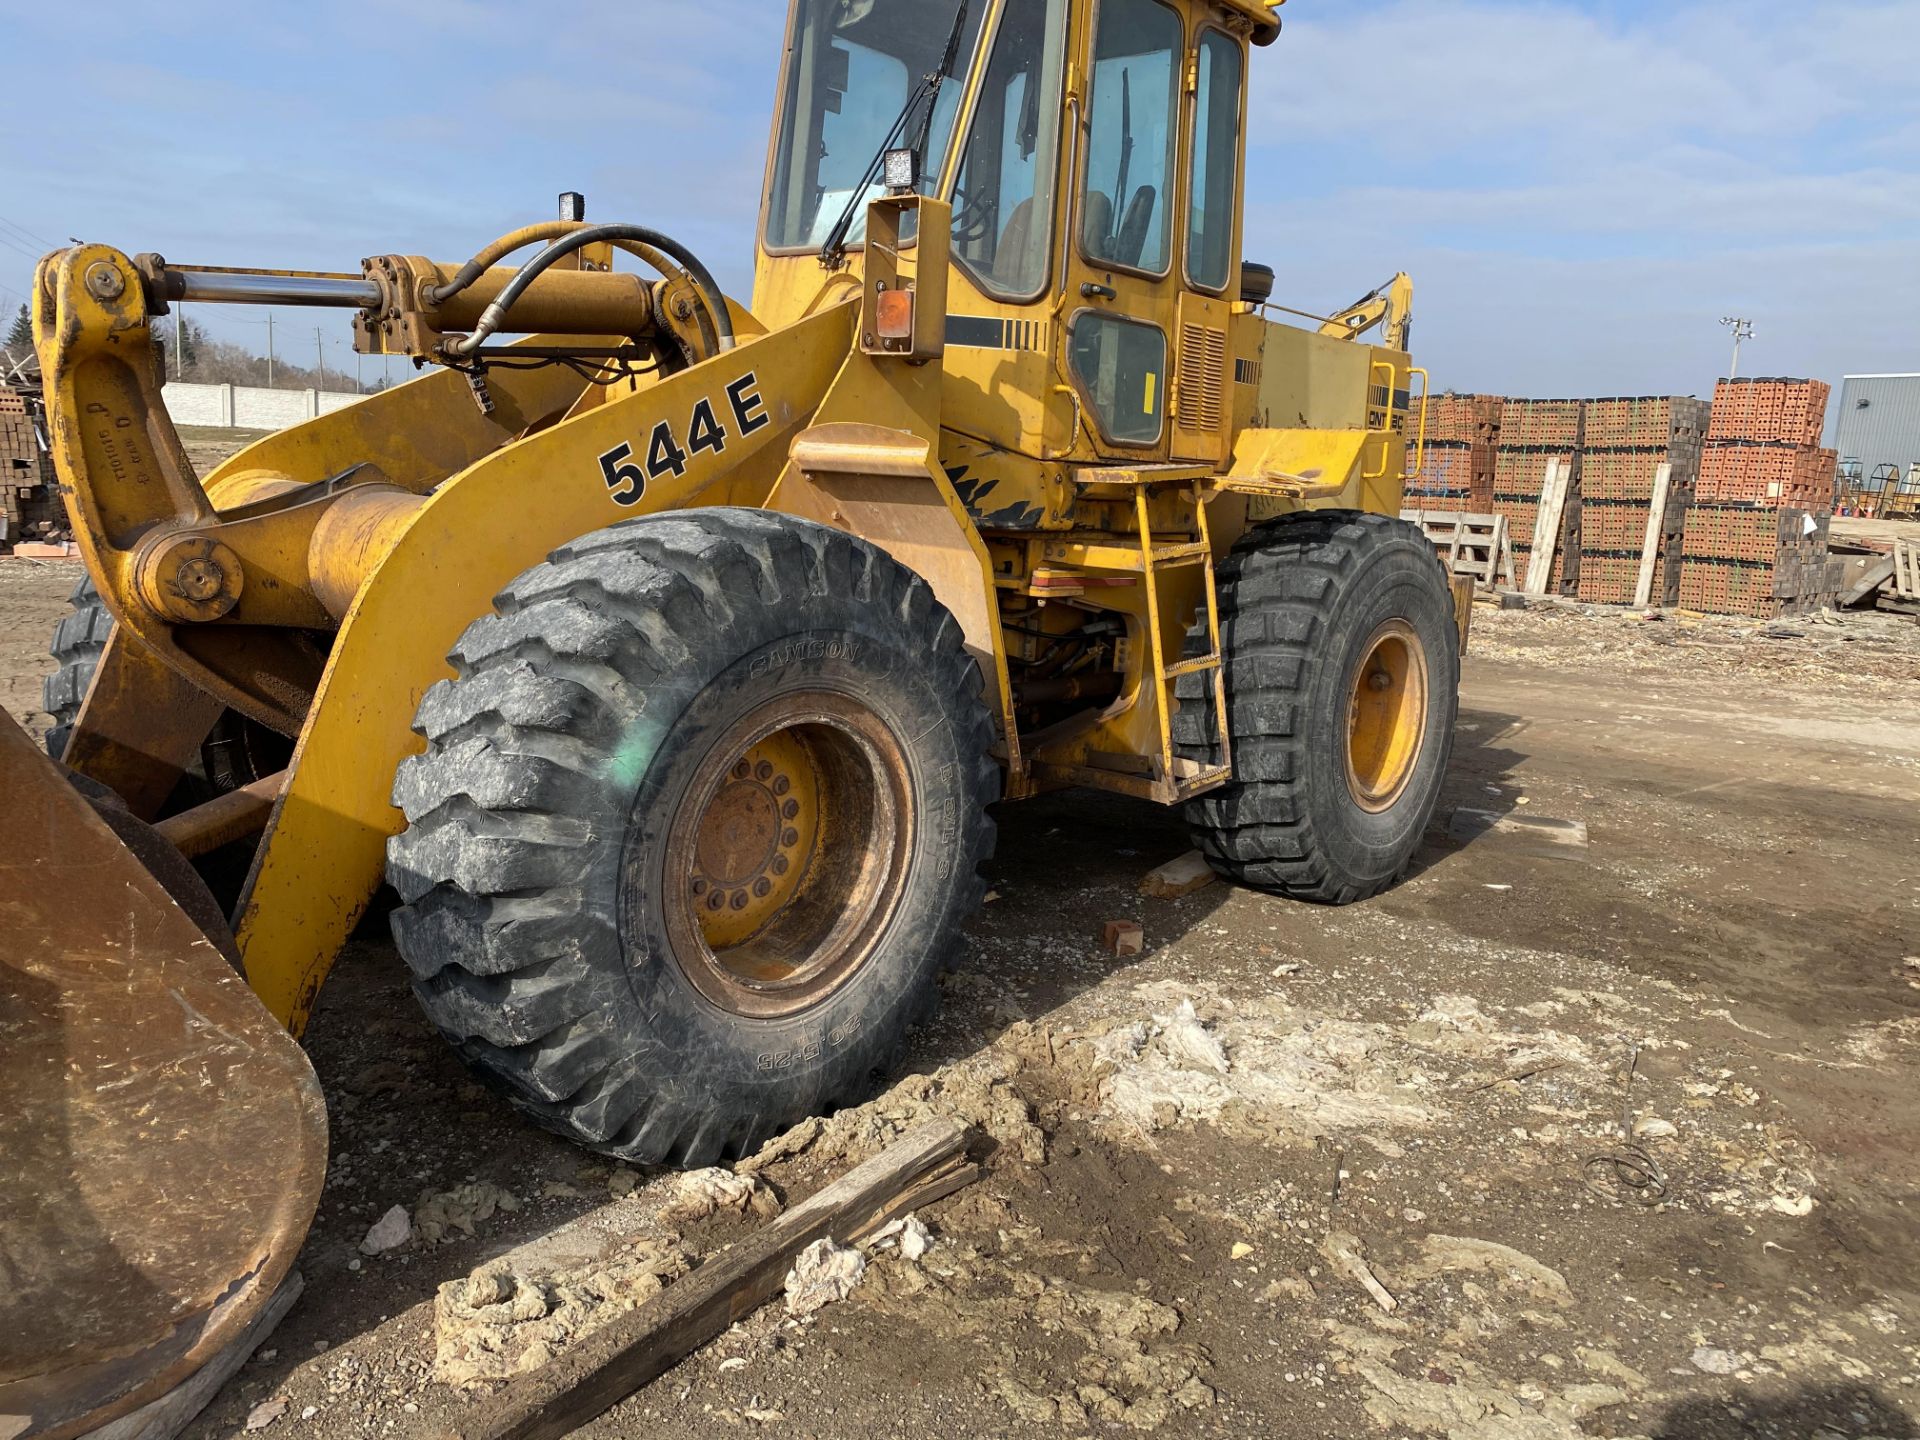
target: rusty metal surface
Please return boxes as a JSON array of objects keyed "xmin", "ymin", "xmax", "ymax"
[{"xmin": 0, "ymin": 710, "xmax": 327, "ymax": 1440}]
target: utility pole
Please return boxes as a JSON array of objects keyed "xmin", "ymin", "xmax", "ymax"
[
  {"xmin": 1720, "ymin": 316, "xmax": 1755, "ymax": 379},
  {"xmin": 265, "ymin": 312, "xmax": 276, "ymax": 387},
  {"xmin": 174, "ymin": 307, "xmax": 184, "ymax": 380},
  {"xmin": 314, "ymin": 327, "xmax": 327, "ymax": 391}
]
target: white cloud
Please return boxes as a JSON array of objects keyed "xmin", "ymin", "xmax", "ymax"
[{"xmin": 1241, "ymin": 0, "xmax": 1920, "ymax": 398}]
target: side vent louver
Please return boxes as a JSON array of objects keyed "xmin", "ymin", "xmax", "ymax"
[{"xmin": 1177, "ymin": 323, "xmax": 1227, "ymax": 431}]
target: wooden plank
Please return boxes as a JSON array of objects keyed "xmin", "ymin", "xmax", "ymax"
[
  {"xmin": 1632, "ymin": 462, "xmax": 1674, "ymax": 607},
  {"xmin": 442, "ymin": 1120, "xmax": 974, "ymax": 1440},
  {"xmin": 1896, "ymin": 538, "xmax": 1920, "ymax": 601},
  {"xmin": 1525, "ymin": 459, "xmax": 1569, "ymax": 596},
  {"xmin": 1495, "ymin": 514, "xmax": 1517, "ymax": 590},
  {"xmin": 85, "ymin": 1274, "xmax": 304, "ymax": 1440},
  {"xmin": 1841, "ymin": 555, "xmax": 1895, "ymax": 607}
]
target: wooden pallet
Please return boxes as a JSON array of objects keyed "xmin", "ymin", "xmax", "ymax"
[
  {"xmin": 1402, "ymin": 508, "xmax": 1517, "ymax": 589},
  {"xmin": 1895, "ymin": 537, "xmax": 1920, "ymax": 602}
]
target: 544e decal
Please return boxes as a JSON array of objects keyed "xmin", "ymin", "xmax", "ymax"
[{"xmin": 597, "ymin": 372, "xmax": 771, "ymax": 507}]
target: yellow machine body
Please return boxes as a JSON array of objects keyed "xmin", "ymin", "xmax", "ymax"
[
  {"xmin": 31, "ymin": 0, "xmax": 1421, "ymax": 1036},
  {"xmin": 32, "ymin": 0, "xmax": 1426, "ymax": 1040},
  {"xmin": 13, "ymin": 2, "xmax": 1444, "ymax": 1429}
]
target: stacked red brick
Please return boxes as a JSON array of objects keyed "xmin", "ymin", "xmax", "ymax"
[
  {"xmin": 0, "ymin": 387, "xmax": 60, "ymax": 550},
  {"xmin": 1679, "ymin": 506, "xmax": 1844, "ymax": 618},
  {"xmin": 1490, "ymin": 399, "xmax": 1582, "ymax": 593},
  {"xmin": 1574, "ymin": 396, "xmax": 1708, "ymax": 606},
  {"xmin": 1675, "ymin": 379, "xmax": 1842, "ymax": 616},
  {"xmin": 1404, "ymin": 395, "xmax": 1501, "ymax": 513},
  {"xmin": 1699, "ymin": 379, "xmax": 1835, "ymax": 509}
]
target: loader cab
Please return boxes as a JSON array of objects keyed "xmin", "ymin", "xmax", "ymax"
[{"xmin": 754, "ymin": 0, "xmax": 1274, "ymax": 472}]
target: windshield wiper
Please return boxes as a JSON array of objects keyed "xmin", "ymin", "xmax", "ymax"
[{"xmin": 819, "ymin": 0, "xmax": 971, "ymax": 268}]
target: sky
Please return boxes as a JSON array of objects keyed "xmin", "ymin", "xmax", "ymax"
[{"xmin": 1, "ymin": 0, "xmax": 1915, "ymax": 405}]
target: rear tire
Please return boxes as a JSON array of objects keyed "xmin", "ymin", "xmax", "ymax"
[
  {"xmin": 41, "ymin": 577, "xmax": 289, "ymax": 795},
  {"xmin": 385, "ymin": 509, "xmax": 999, "ymax": 1167},
  {"xmin": 43, "ymin": 578, "xmax": 114, "ymax": 761},
  {"xmin": 1175, "ymin": 510, "xmax": 1458, "ymax": 903}
]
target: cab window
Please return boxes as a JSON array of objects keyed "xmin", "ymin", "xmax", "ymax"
[
  {"xmin": 766, "ymin": 0, "xmax": 986, "ymax": 251},
  {"xmin": 950, "ymin": 0, "xmax": 1071, "ymax": 299},
  {"xmin": 1079, "ymin": 0, "xmax": 1182, "ymax": 275},
  {"xmin": 1185, "ymin": 30, "xmax": 1243, "ymax": 292},
  {"xmin": 1070, "ymin": 313, "xmax": 1167, "ymax": 445}
]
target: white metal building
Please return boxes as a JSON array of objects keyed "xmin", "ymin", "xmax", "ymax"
[{"xmin": 1834, "ymin": 374, "xmax": 1920, "ymax": 488}]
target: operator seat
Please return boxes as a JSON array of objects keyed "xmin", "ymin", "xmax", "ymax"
[
  {"xmin": 1115, "ymin": 187, "xmax": 1156, "ymax": 268},
  {"xmin": 1082, "ymin": 191, "xmax": 1115, "ymax": 264}
]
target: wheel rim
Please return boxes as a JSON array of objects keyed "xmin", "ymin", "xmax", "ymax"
[
  {"xmin": 1344, "ymin": 618, "xmax": 1430, "ymax": 814},
  {"xmin": 660, "ymin": 692, "xmax": 913, "ymax": 1019}
]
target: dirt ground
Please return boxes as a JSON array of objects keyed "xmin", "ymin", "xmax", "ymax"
[{"xmin": 7, "ymin": 556, "xmax": 1920, "ymax": 1440}]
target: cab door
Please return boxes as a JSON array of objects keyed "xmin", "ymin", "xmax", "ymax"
[
  {"xmin": 1063, "ymin": 0, "xmax": 1188, "ymax": 462},
  {"xmin": 1169, "ymin": 26, "xmax": 1245, "ymax": 465},
  {"xmin": 1063, "ymin": 2, "xmax": 1246, "ymax": 466}
]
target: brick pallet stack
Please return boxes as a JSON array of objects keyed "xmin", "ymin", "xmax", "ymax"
[
  {"xmin": 1403, "ymin": 394, "xmax": 1501, "ymax": 512},
  {"xmin": 1698, "ymin": 378, "xmax": 1835, "ymax": 509},
  {"xmin": 1574, "ymin": 396, "xmax": 1710, "ymax": 605},
  {"xmin": 1679, "ymin": 506, "xmax": 1845, "ymax": 617},
  {"xmin": 1673, "ymin": 378, "xmax": 1842, "ymax": 616},
  {"xmin": 0, "ymin": 387, "xmax": 60, "ymax": 549},
  {"xmin": 1490, "ymin": 398, "xmax": 1583, "ymax": 593}
]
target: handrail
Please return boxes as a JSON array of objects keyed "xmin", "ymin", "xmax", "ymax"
[
  {"xmin": 1363, "ymin": 359, "xmax": 1399, "ymax": 480},
  {"xmin": 1408, "ymin": 366, "xmax": 1432, "ymax": 479}
]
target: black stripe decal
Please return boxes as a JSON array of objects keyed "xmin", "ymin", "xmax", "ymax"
[
  {"xmin": 947, "ymin": 314, "xmax": 1006, "ymax": 349},
  {"xmin": 946, "ymin": 315, "xmax": 1045, "ymax": 352}
]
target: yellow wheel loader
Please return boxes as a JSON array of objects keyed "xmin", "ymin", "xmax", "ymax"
[{"xmin": 5, "ymin": 0, "xmax": 1456, "ymax": 1431}]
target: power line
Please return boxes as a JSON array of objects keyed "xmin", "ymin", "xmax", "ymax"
[{"xmin": 0, "ymin": 213, "xmax": 59, "ymax": 251}]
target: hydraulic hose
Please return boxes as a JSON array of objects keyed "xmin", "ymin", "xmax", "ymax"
[
  {"xmin": 429, "ymin": 223, "xmax": 697, "ymax": 306},
  {"xmin": 441, "ymin": 224, "xmax": 734, "ymax": 356}
]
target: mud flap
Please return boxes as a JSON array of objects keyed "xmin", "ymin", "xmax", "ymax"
[{"xmin": 0, "ymin": 709, "xmax": 327, "ymax": 1440}]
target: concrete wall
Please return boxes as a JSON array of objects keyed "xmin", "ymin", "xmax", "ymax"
[{"xmin": 162, "ymin": 382, "xmax": 363, "ymax": 431}]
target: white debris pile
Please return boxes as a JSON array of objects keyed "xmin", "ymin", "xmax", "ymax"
[
  {"xmin": 358, "ymin": 1205, "xmax": 411, "ymax": 1256},
  {"xmin": 658, "ymin": 1167, "xmax": 781, "ymax": 1224},
  {"xmin": 413, "ymin": 1182, "xmax": 522, "ymax": 1246},
  {"xmin": 741, "ymin": 1048, "xmax": 1046, "ymax": 1173},
  {"xmin": 784, "ymin": 1238, "xmax": 868, "ymax": 1317},
  {"xmin": 862, "ymin": 1231, "xmax": 1215, "ymax": 1432},
  {"xmin": 432, "ymin": 1234, "xmax": 694, "ymax": 1386}
]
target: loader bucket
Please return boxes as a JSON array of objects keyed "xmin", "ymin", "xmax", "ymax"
[{"xmin": 0, "ymin": 709, "xmax": 327, "ymax": 1440}]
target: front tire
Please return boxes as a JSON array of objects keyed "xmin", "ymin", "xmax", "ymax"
[
  {"xmin": 385, "ymin": 510, "xmax": 998, "ymax": 1166},
  {"xmin": 1175, "ymin": 510, "xmax": 1459, "ymax": 903}
]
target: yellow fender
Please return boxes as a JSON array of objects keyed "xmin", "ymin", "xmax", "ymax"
[{"xmin": 236, "ymin": 303, "xmax": 856, "ymax": 1031}]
